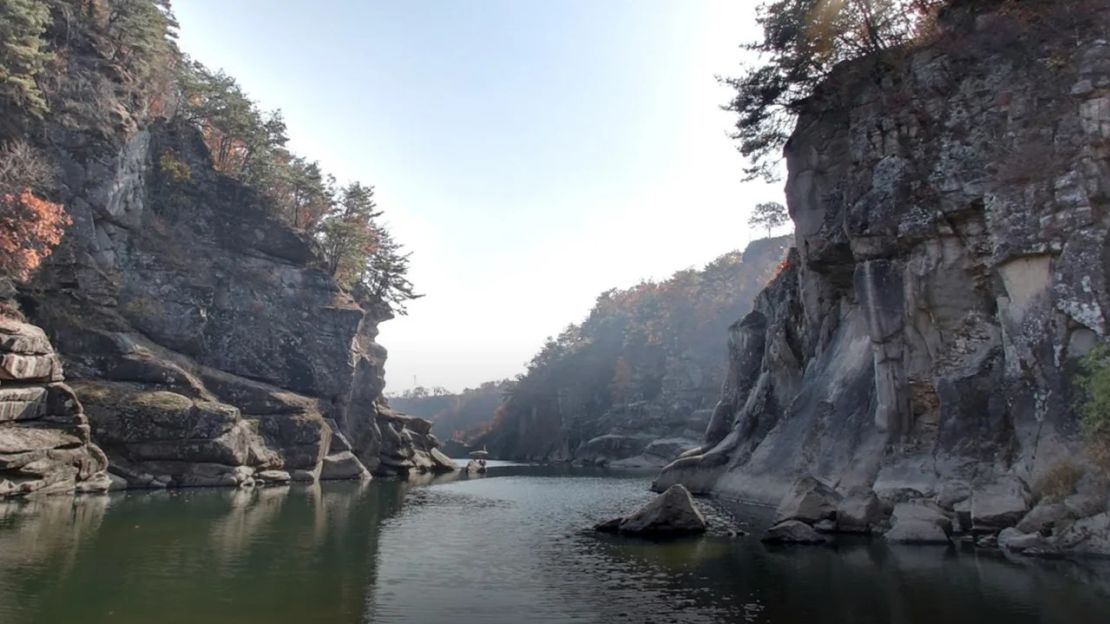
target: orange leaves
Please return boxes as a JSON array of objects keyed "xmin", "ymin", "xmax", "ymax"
[
  {"xmin": 772, "ymin": 256, "xmax": 791, "ymax": 279},
  {"xmin": 0, "ymin": 189, "xmax": 71, "ymax": 282}
]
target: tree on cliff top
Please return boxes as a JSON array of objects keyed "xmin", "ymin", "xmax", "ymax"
[
  {"xmin": 726, "ymin": 0, "xmax": 945, "ymax": 180},
  {"xmin": 749, "ymin": 201, "xmax": 789, "ymax": 237}
]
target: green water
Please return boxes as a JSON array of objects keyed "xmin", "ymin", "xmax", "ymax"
[{"xmin": 1, "ymin": 463, "xmax": 1108, "ymax": 624}]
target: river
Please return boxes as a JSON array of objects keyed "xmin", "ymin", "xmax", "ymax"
[{"xmin": 1, "ymin": 462, "xmax": 1108, "ymax": 623}]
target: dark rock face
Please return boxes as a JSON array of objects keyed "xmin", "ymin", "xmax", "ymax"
[
  {"xmin": 0, "ymin": 314, "xmax": 109, "ymax": 497},
  {"xmin": 14, "ymin": 119, "xmax": 448, "ymax": 491},
  {"xmin": 595, "ymin": 484, "xmax": 707, "ymax": 536}
]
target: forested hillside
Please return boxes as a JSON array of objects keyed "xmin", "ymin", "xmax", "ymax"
[{"xmin": 472, "ymin": 236, "xmax": 790, "ymax": 464}]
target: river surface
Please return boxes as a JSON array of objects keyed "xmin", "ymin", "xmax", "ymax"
[{"xmin": 1, "ymin": 462, "xmax": 1109, "ymax": 624}]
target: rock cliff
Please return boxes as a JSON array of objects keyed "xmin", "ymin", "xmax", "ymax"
[
  {"xmin": 0, "ymin": 8, "xmax": 450, "ymax": 497},
  {"xmin": 655, "ymin": 2, "xmax": 1110, "ymax": 553}
]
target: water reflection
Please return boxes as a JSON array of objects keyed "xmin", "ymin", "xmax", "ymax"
[
  {"xmin": 1, "ymin": 468, "xmax": 1109, "ymax": 624},
  {"xmin": 0, "ymin": 481, "xmax": 409, "ymax": 624}
]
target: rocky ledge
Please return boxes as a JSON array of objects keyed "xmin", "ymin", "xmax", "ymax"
[{"xmin": 1, "ymin": 315, "xmax": 109, "ymax": 496}]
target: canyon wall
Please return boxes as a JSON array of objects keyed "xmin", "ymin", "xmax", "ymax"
[{"xmin": 656, "ymin": 2, "xmax": 1110, "ymax": 548}]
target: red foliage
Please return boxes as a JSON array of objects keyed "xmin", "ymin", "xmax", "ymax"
[
  {"xmin": 0, "ymin": 190, "xmax": 71, "ymax": 282},
  {"xmin": 772, "ymin": 256, "xmax": 791, "ymax": 279}
]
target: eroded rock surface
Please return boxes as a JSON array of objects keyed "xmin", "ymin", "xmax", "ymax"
[
  {"xmin": 17, "ymin": 116, "xmax": 450, "ymax": 489},
  {"xmin": 0, "ymin": 314, "xmax": 109, "ymax": 497},
  {"xmin": 654, "ymin": 2, "xmax": 1110, "ymax": 557}
]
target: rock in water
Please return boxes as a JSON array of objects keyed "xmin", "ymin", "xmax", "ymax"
[
  {"xmin": 320, "ymin": 451, "xmax": 371, "ymax": 481},
  {"xmin": 774, "ymin": 475, "xmax": 841, "ymax": 524},
  {"xmin": 761, "ymin": 520, "xmax": 829, "ymax": 544},
  {"xmin": 836, "ymin": 490, "xmax": 885, "ymax": 534},
  {"xmin": 884, "ymin": 502, "xmax": 953, "ymax": 544},
  {"xmin": 594, "ymin": 484, "xmax": 707, "ymax": 536}
]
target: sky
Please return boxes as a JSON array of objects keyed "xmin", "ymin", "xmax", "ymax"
[{"xmin": 174, "ymin": 0, "xmax": 784, "ymax": 393}]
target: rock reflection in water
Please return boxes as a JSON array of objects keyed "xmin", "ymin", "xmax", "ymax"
[
  {"xmin": 0, "ymin": 482, "xmax": 407, "ymax": 624},
  {"xmin": 1, "ymin": 468, "xmax": 1109, "ymax": 624}
]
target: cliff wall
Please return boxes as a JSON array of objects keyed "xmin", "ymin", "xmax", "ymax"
[{"xmin": 656, "ymin": 2, "xmax": 1110, "ymax": 545}]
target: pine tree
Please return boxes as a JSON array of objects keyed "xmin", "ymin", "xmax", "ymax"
[
  {"xmin": 0, "ymin": 0, "xmax": 52, "ymax": 122},
  {"xmin": 748, "ymin": 201, "xmax": 789, "ymax": 238},
  {"xmin": 724, "ymin": 0, "xmax": 944, "ymax": 180}
]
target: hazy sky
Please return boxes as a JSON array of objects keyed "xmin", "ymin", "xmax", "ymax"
[{"xmin": 175, "ymin": 1, "xmax": 783, "ymax": 393}]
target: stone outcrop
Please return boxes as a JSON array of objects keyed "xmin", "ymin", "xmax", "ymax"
[
  {"xmin": 7, "ymin": 117, "xmax": 450, "ymax": 493},
  {"xmin": 0, "ymin": 312, "xmax": 109, "ymax": 496},
  {"xmin": 654, "ymin": 2, "xmax": 1110, "ymax": 557},
  {"xmin": 595, "ymin": 484, "xmax": 707, "ymax": 536}
]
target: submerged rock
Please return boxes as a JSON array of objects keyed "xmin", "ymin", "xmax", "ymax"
[
  {"xmin": 761, "ymin": 520, "xmax": 829, "ymax": 544},
  {"xmin": 594, "ymin": 484, "xmax": 707, "ymax": 536}
]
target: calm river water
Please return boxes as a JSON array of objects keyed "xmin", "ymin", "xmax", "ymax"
[{"xmin": 1, "ymin": 462, "xmax": 1109, "ymax": 624}]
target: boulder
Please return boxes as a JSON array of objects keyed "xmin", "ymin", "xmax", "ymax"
[
  {"xmin": 884, "ymin": 502, "xmax": 952, "ymax": 544},
  {"xmin": 971, "ymin": 476, "xmax": 1032, "ymax": 531},
  {"xmin": 936, "ymin": 480, "xmax": 972, "ymax": 511},
  {"xmin": 429, "ymin": 448, "xmax": 458, "ymax": 472},
  {"xmin": 1052, "ymin": 511, "xmax": 1110, "ymax": 557},
  {"xmin": 836, "ymin": 490, "xmax": 885, "ymax": 533},
  {"xmin": 319, "ymin": 451, "xmax": 370, "ymax": 481},
  {"xmin": 1016, "ymin": 501, "xmax": 1075, "ymax": 535},
  {"xmin": 594, "ymin": 484, "xmax": 707, "ymax": 536},
  {"xmin": 773, "ymin": 476, "xmax": 841, "ymax": 524},
  {"xmin": 762, "ymin": 520, "xmax": 829, "ymax": 544},
  {"xmin": 255, "ymin": 469, "xmax": 291, "ymax": 484},
  {"xmin": 998, "ymin": 527, "xmax": 1051, "ymax": 554},
  {"xmin": 1064, "ymin": 492, "xmax": 1107, "ymax": 519},
  {"xmin": 290, "ymin": 469, "xmax": 317, "ymax": 483}
]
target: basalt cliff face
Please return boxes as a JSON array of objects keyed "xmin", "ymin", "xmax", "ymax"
[{"xmin": 656, "ymin": 3, "xmax": 1110, "ymax": 552}]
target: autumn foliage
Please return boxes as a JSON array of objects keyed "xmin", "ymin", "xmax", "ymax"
[{"xmin": 0, "ymin": 189, "xmax": 70, "ymax": 282}]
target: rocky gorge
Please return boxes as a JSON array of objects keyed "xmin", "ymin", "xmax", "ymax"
[{"xmin": 653, "ymin": 1, "xmax": 1110, "ymax": 557}]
